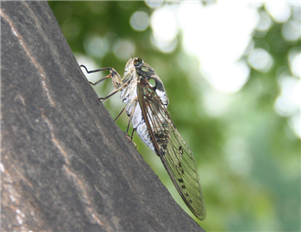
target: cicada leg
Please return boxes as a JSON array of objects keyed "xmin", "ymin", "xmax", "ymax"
[
  {"xmin": 113, "ymin": 105, "xmax": 137, "ymax": 148},
  {"xmin": 80, "ymin": 65, "xmax": 122, "ymax": 89},
  {"xmin": 80, "ymin": 64, "xmax": 129, "ymax": 102},
  {"xmin": 130, "ymin": 128, "xmax": 136, "ymax": 141},
  {"xmin": 98, "ymin": 88, "xmax": 119, "ymax": 103},
  {"xmin": 126, "ymin": 129, "xmax": 137, "ymax": 148},
  {"xmin": 114, "ymin": 106, "xmax": 126, "ymax": 122}
]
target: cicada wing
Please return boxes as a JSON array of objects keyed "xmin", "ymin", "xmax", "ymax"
[{"xmin": 137, "ymin": 79, "xmax": 206, "ymax": 220}]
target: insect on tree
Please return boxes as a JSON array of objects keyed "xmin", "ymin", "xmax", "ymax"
[{"xmin": 80, "ymin": 57, "xmax": 206, "ymax": 220}]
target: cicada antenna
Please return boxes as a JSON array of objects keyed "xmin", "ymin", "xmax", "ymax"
[{"xmin": 129, "ymin": 49, "xmax": 133, "ymax": 59}]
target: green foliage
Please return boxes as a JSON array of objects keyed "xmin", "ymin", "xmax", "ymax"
[{"xmin": 48, "ymin": 1, "xmax": 300, "ymax": 231}]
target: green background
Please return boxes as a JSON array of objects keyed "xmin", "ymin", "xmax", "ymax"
[{"xmin": 48, "ymin": 1, "xmax": 301, "ymax": 231}]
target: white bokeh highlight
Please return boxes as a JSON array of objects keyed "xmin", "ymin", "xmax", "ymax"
[
  {"xmin": 282, "ymin": 19, "xmax": 301, "ymax": 42},
  {"xmin": 84, "ymin": 35, "xmax": 108, "ymax": 59},
  {"xmin": 130, "ymin": 11, "xmax": 149, "ymax": 32},
  {"xmin": 146, "ymin": 1, "xmax": 301, "ymax": 137},
  {"xmin": 113, "ymin": 38, "xmax": 135, "ymax": 61},
  {"xmin": 150, "ymin": 5, "xmax": 178, "ymax": 42},
  {"xmin": 178, "ymin": 2, "xmax": 258, "ymax": 93},
  {"xmin": 248, "ymin": 48, "xmax": 273, "ymax": 73},
  {"xmin": 264, "ymin": 1, "xmax": 291, "ymax": 23}
]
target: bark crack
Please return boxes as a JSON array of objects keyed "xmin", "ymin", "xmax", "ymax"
[{"xmin": 0, "ymin": 9, "xmax": 55, "ymax": 107}]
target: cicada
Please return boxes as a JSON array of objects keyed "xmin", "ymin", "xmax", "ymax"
[{"xmin": 80, "ymin": 57, "xmax": 206, "ymax": 220}]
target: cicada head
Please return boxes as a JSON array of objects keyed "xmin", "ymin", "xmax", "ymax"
[
  {"xmin": 123, "ymin": 57, "xmax": 150, "ymax": 79},
  {"xmin": 122, "ymin": 58, "xmax": 137, "ymax": 82},
  {"xmin": 134, "ymin": 57, "xmax": 169, "ymax": 107}
]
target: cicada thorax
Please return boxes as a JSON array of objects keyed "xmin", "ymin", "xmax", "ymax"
[{"xmin": 120, "ymin": 58, "xmax": 170, "ymax": 156}]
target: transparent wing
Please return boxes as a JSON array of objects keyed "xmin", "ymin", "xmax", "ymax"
[{"xmin": 137, "ymin": 79, "xmax": 206, "ymax": 220}]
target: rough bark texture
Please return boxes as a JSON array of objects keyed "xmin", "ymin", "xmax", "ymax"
[{"xmin": 0, "ymin": 1, "xmax": 204, "ymax": 232}]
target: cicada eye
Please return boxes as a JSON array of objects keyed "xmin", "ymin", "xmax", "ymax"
[
  {"xmin": 148, "ymin": 78, "xmax": 156, "ymax": 88},
  {"xmin": 134, "ymin": 57, "xmax": 143, "ymax": 67}
]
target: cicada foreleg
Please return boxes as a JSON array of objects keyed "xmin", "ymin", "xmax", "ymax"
[
  {"xmin": 80, "ymin": 64, "xmax": 129, "ymax": 103},
  {"xmin": 80, "ymin": 65, "xmax": 122, "ymax": 89}
]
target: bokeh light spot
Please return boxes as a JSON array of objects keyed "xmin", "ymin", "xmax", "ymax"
[
  {"xmin": 225, "ymin": 137, "xmax": 251, "ymax": 175},
  {"xmin": 62, "ymin": 19, "xmax": 81, "ymax": 40},
  {"xmin": 288, "ymin": 48, "xmax": 301, "ymax": 78},
  {"xmin": 178, "ymin": 2, "xmax": 258, "ymax": 94},
  {"xmin": 288, "ymin": 112, "xmax": 301, "ymax": 138},
  {"xmin": 150, "ymin": 35, "xmax": 177, "ymax": 53},
  {"xmin": 264, "ymin": 1, "xmax": 291, "ymax": 23},
  {"xmin": 274, "ymin": 76, "xmax": 301, "ymax": 117},
  {"xmin": 248, "ymin": 48, "xmax": 273, "ymax": 73},
  {"xmin": 203, "ymin": 90, "xmax": 231, "ymax": 117},
  {"xmin": 201, "ymin": 61, "xmax": 250, "ymax": 94},
  {"xmin": 145, "ymin": 0, "xmax": 164, "ymax": 9},
  {"xmin": 130, "ymin": 11, "xmax": 149, "ymax": 32},
  {"xmin": 150, "ymin": 5, "xmax": 178, "ymax": 42},
  {"xmin": 256, "ymin": 10, "xmax": 272, "ymax": 32},
  {"xmin": 282, "ymin": 19, "xmax": 301, "ymax": 42},
  {"xmin": 84, "ymin": 35, "xmax": 108, "ymax": 59},
  {"xmin": 113, "ymin": 38, "xmax": 135, "ymax": 61}
]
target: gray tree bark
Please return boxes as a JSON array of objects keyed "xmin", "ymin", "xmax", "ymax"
[{"xmin": 0, "ymin": 1, "xmax": 204, "ymax": 231}]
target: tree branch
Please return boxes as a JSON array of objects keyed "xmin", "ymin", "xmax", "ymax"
[{"xmin": 1, "ymin": 1, "xmax": 204, "ymax": 231}]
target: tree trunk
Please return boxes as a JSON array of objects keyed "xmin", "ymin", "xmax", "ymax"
[{"xmin": 0, "ymin": 1, "xmax": 204, "ymax": 231}]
